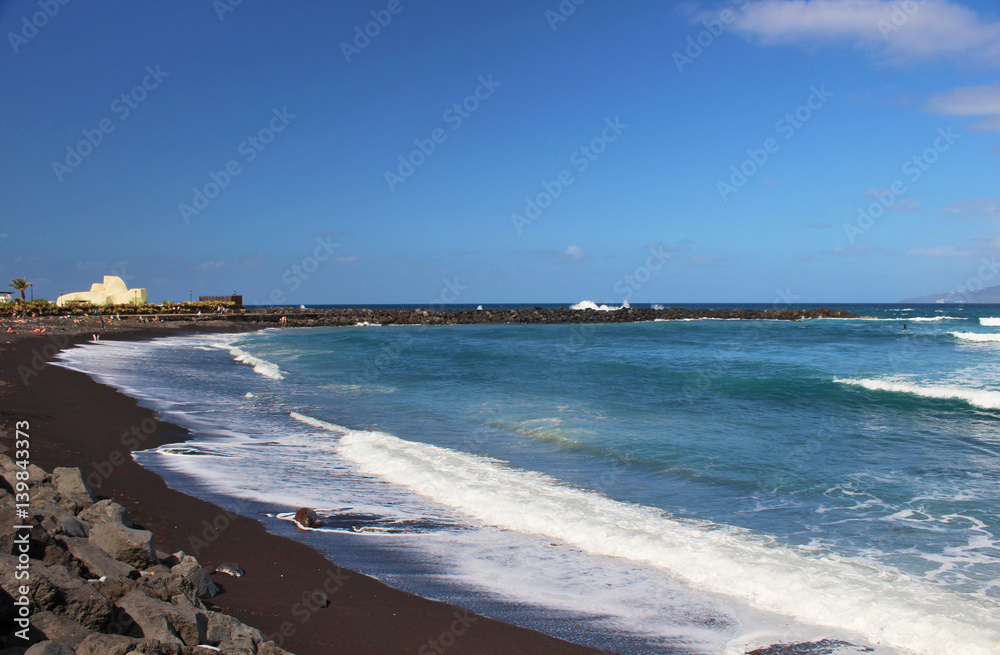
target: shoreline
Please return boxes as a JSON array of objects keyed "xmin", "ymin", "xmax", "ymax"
[{"xmin": 0, "ymin": 323, "xmax": 615, "ymax": 655}]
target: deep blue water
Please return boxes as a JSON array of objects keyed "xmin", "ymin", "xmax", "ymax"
[{"xmin": 56, "ymin": 304, "xmax": 1000, "ymax": 655}]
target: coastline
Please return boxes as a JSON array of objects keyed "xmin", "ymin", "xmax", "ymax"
[{"xmin": 0, "ymin": 321, "xmax": 615, "ymax": 655}]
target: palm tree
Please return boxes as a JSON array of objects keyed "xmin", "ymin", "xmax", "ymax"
[{"xmin": 9, "ymin": 278, "xmax": 31, "ymax": 318}]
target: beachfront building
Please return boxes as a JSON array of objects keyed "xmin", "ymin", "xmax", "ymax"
[
  {"xmin": 0, "ymin": 293, "xmax": 10, "ymax": 303},
  {"xmin": 56, "ymin": 275, "xmax": 147, "ymax": 307}
]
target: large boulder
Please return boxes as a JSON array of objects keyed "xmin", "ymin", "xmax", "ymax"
[
  {"xmin": 0, "ymin": 554, "xmax": 62, "ymax": 614},
  {"xmin": 74, "ymin": 633, "xmax": 138, "ymax": 655},
  {"xmin": 30, "ymin": 502, "xmax": 89, "ymax": 539},
  {"xmin": 169, "ymin": 559, "xmax": 217, "ymax": 599},
  {"xmin": 29, "ymin": 611, "xmax": 93, "ymax": 649},
  {"xmin": 115, "ymin": 590, "xmax": 206, "ymax": 647},
  {"xmin": 79, "ymin": 500, "xmax": 133, "ymax": 529},
  {"xmin": 130, "ymin": 640, "xmax": 186, "ymax": 655},
  {"xmin": 205, "ymin": 610, "xmax": 266, "ymax": 655},
  {"xmin": 25, "ymin": 641, "xmax": 77, "ymax": 655},
  {"xmin": 28, "ymin": 561, "xmax": 113, "ymax": 631},
  {"xmin": 51, "ymin": 468, "xmax": 96, "ymax": 509},
  {"xmin": 89, "ymin": 524, "xmax": 156, "ymax": 569},
  {"xmin": 0, "ymin": 556, "xmax": 112, "ymax": 631},
  {"xmin": 61, "ymin": 537, "xmax": 136, "ymax": 581}
]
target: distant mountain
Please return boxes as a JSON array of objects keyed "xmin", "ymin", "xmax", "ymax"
[{"xmin": 900, "ymin": 284, "xmax": 1000, "ymax": 303}]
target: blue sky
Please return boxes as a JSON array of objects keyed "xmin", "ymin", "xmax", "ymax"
[{"xmin": 2, "ymin": 0, "xmax": 999, "ymax": 304}]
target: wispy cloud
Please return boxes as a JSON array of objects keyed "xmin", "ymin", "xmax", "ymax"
[
  {"xmin": 534, "ymin": 245, "xmax": 588, "ymax": 261},
  {"xmin": 906, "ymin": 245, "xmax": 974, "ymax": 257},
  {"xmin": 925, "ymin": 83, "xmax": 1000, "ymax": 131},
  {"xmin": 942, "ymin": 196, "xmax": 1000, "ymax": 218},
  {"xmin": 731, "ymin": 0, "xmax": 1000, "ymax": 67}
]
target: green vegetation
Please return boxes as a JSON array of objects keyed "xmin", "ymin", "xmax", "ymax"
[
  {"xmin": 2, "ymin": 293, "xmax": 240, "ymax": 318},
  {"xmin": 8, "ymin": 277, "xmax": 31, "ymax": 318}
]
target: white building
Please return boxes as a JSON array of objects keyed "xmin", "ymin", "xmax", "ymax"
[{"xmin": 56, "ymin": 276, "xmax": 147, "ymax": 307}]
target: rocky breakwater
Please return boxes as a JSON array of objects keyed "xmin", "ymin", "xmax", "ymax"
[
  {"xmin": 240, "ymin": 306, "xmax": 859, "ymax": 327},
  {"xmin": 0, "ymin": 456, "xmax": 293, "ymax": 655}
]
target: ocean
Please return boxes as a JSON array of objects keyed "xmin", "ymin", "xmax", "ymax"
[{"xmin": 55, "ymin": 304, "xmax": 1000, "ymax": 655}]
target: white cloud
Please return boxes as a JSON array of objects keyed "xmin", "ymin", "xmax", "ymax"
[
  {"xmin": 731, "ymin": 0, "xmax": 1000, "ymax": 66},
  {"xmin": 565, "ymin": 245, "xmax": 585, "ymax": 259},
  {"xmin": 925, "ymin": 83, "xmax": 1000, "ymax": 131}
]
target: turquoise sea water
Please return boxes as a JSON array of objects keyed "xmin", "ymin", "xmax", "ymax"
[{"xmin": 56, "ymin": 305, "xmax": 1000, "ymax": 655}]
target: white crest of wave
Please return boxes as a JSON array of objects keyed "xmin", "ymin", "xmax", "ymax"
[
  {"xmin": 570, "ymin": 300, "xmax": 628, "ymax": 311},
  {"xmin": 330, "ymin": 423, "xmax": 998, "ymax": 655},
  {"xmin": 836, "ymin": 377, "xmax": 1000, "ymax": 410},
  {"xmin": 228, "ymin": 345, "xmax": 284, "ymax": 380},
  {"xmin": 979, "ymin": 317, "xmax": 1000, "ymax": 326},
  {"xmin": 950, "ymin": 331, "xmax": 1000, "ymax": 343},
  {"xmin": 290, "ymin": 412, "xmax": 348, "ymax": 434}
]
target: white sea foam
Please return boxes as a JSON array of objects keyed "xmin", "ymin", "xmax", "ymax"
[
  {"xmin": 227, "ymin": 345, "xmax": 284, "ymax": 380},
  {"xmin": 836, "ymin": 377, "xmax": 1000, "ymax": 410},
  {"xmin": 325, "ymin": 421, "xmax": 1000, "ymax": 655},
  {"xmin": 950, "ymin": 331, "xmax": 1000, "ymax": 343},
  {"xmin": 571, "ymin": 300, "xmax": 628, "ymax": 311},
  {"xmin": 979, "ymin": 317, "xmax": 1000, "ymax": 326}
]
